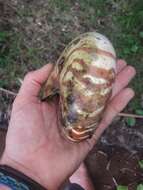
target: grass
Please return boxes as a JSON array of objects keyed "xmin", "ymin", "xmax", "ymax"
[{"xmin": 0, "ymin": 0, "xmax": 143, "ymax": 110}]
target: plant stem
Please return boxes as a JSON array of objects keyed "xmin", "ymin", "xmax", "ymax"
[
  {"xmin": 0, "ymin": 87, "xmax": 17, "ymax": 96},
  {"xmin": 118, "ymin": 112, "xmax": 143, "ymax": 119}
]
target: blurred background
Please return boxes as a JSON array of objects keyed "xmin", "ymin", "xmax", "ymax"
[{"xmin": 0, "ymin": 0, "xmax": 143, "ymax": 189}]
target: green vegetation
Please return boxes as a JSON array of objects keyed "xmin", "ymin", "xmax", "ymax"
[
  {"xmin": 125, "ymin": 108, "xmax": 143, "ymax": 126},
  {"xmin": 117, "ymin": 184, "xmax": 143, "ymax": 190},
  {"xmin": 139, "ymin": 160, "xmax": 143, "ymax": 169},
  {"xmin": 0, "ymin": 30, "xmax": 42, "ymax": 87},
  {"xmin": 117, "ymin": 185, "xmax": 128, "ymax": 190},
  {"xmin": 126, "ymin": 117, "xmax": 136, "ymax": 127},
  {"xmin": 137, "ymin": 184, "xmax": 143, "ymax": 190},
  {"xmin": 0, "ymin": 0, "xmax": 143, "ymax": 110},
  {"xmin": 135, "ymin": 109, "xmax": 143, "ymax": 115}
]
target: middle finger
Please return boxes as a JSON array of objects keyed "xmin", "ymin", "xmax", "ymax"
[{"xmin": 111, "ymin": 65, "xmax": 136, "ymax": 98}]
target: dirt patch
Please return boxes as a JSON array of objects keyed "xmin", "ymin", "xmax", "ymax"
[
  {"xmin": 0, "ymin": 92, "xmax": 13, "ymax": 130},
  {"xmin": 100, "ymin": 119, "xmax": 143, "ymax": 152},
  {"xmin": 0, "ymin": 130, "xmax": 6, "ymax": 158},
  {"xmin": 86, "ymin": 148, "xmax": 143, "ymax": 190}
]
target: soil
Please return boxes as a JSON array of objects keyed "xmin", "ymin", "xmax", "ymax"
[
  {"xmin": 0, "ymin": 0, "xmax": 143, "ymax": 189},
  {"xmin": 86, "ymin": 147, "xmax": 143, "ymax": 190}
]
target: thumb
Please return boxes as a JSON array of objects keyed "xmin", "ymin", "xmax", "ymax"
[{"xmin": 18, "ymin": 64, "xmax": 53, "ymax": 98}]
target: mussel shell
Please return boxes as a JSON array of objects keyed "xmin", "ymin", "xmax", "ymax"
[{"xmin": 58, "ymin": 32, "xmax": 116, "ymax": 142}]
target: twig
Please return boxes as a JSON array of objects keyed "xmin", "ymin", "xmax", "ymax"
[
  {"xmin": 106, "ymin": 160, "xmax": 111, "ymax": 170},
  {"xmin": 112, "ymin": 177, "xmax": 118, "ymax": 187},
  {"xmin": 118, "ymin": 112, "xmax": 143, "ymax": 119},
  {"xmin": 0, "ymin": 87, "xmax": 17, "ymax": 96},
  {"xmin": 17, "ymin": 78, "xmax": 23, "ymax": 85}
]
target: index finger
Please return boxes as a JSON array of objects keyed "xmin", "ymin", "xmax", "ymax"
[{"xmin": 18, "ymin": 64, "xmax": 53, "ymax": 98}]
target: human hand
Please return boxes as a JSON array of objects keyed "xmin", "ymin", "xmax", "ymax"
[{"xmin": 1, "ymin": 60, "xmax": 135, "ymax": 189}]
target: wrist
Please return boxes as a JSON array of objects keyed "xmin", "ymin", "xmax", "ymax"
[
  {"xmin": 0, "ymin": 153, "xmax": 48, "ymax": 189},
  {"xmin": 0, "ymin": 185, "xmax": 11, "ymax": 190}
]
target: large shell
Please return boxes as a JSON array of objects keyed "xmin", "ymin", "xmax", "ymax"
[{"xmin": 42, "ymin": 32, "xmax": 116, "ymax": 142}]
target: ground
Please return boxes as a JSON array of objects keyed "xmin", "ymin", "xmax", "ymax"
[{"xmin": 0, "ymin": 0, "xmax": 143, "ymax": 189}]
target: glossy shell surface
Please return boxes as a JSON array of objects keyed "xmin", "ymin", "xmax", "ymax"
[{"xmin": 43, "ymin": 32, "xmax": 116, "ymax": 142}]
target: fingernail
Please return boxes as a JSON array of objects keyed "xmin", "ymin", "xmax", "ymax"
[
  {"xmin": 126, "ymin": 88, "xmax": 135, "ymax": 98},
  {"xmin": 127, "ymin": 66, "xmax": 136, "ymax": 75}
]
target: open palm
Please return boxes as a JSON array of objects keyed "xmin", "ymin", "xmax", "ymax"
[{"xmin": 1, "ymin": 60, "xmax": 135, "ymax": 190}]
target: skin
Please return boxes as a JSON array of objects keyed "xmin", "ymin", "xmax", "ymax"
[
  {"xmin": 70, "ymin": 163, "xmax": 95, "ymax": 190},
  {"xmin": 0, "ymin": 60, "xmax": 135, "ymax": 190}
]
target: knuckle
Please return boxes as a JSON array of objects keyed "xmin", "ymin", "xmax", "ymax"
[
  {"xmin": 24, "ymin": 71, "xmax": 35, "ymax": 81},
  {"xmin": 121, "ymin": 60, "xmax": 127, "ymax": 65},
  {"xmin": 130, "ymin": 89, "xmax": 135, "ymax": 96},
  {"xmin": 127, "ymin": 66, "xmax": 136, "ymax": 75},
  {"xmin": 85, "ymin": 139, "xmax": 94, "ymax": 150},
  {"xmin": 118, "ymin": 59, "xmax": 127, "ymax": 66},
  {"xmin": 86, "ymin": 134, "xmax": 98, "ymax": 150},
  {"xmin": 125, "ymin": 88, "xmax": 135, "ymax": 98},
  {"xmin": 109, "ymin": 104, "xmax": 119, "ymax": 114}
]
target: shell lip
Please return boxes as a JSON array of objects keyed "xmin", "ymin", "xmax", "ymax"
[
  {"xmin": 62, "ymin": 127, "xmax": 90, "ymax": 143},
  {"xmin": 61, "ymin": 124, "xmax": 96, "ymax": 142}
]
